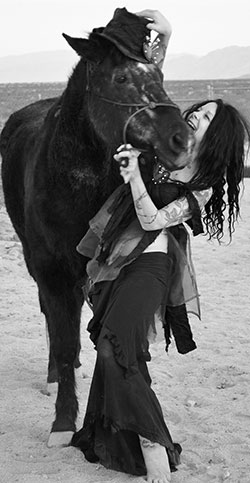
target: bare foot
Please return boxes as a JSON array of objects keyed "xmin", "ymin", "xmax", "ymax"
[{"xmin": 139, "ymin": 435, "xmax": 171, "ymax": 483}]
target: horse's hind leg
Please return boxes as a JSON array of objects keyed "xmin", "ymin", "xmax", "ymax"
[{"xmin": 37, "ymin": 269, "xmax": 84, "ymax": 447}]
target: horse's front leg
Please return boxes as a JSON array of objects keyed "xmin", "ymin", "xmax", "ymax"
[
  {"xmin": 47, "ymin": 335, "xmax": 82, "ymax": 384},
  {"xmin": 38, "ymin": 275, "xmax": 84, "ymax": 447},
  {"xmin": 40, "ymin": 297, "xmax": 82, "ymax": 385}
]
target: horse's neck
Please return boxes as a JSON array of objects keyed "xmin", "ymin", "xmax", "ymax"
[
  {"xmin": 44, "ymin": 64, "xmax": 121, "ymax": 197},
  {"xmin": 50, "ymin": 80, "xmax": 98, "ymax": 165},
  {"xmin": 47, "ymin": 88, "xmax": 119, "ymax": 197}
]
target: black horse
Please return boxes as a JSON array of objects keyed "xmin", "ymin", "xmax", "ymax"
[{"xmin": 0, "ymin": 10, "xmax": 192, "ymax": 446}]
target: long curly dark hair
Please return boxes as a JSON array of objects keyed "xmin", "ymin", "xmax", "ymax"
[{"xmin": 183, "ymin": 99, "xmax": 250, "ymax": 241}]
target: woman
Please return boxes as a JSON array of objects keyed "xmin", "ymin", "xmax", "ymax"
[{"xmin": 71, "ymin": 11, "xmax": 250, "ymax": 483}]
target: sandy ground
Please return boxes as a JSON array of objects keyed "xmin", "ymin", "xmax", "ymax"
[{"xmin": 0, "ymin": 181, "xmax": 250, "ymax": 483}]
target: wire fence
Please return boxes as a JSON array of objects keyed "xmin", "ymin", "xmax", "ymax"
[{"xmin": 163, "ymin": 79, "xmax": 250, "ymax": 128}]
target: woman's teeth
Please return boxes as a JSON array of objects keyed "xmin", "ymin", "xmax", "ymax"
[{"xmin": 188, "ymin": 120, "xmax": 196, "ymax": 131}]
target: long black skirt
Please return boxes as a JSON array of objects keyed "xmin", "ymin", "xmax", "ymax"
[{"xmin": 71, "ymin": 252, "xmax": 181, "ymax": 476}]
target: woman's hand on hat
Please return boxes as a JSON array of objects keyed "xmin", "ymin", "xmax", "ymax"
[
  {"xmin": 114, "ymin": 144, "xmax": 141, "ymax": 184},
  {"xmin": 135, "ymin": 10, "xmax": 172, "ymax": 39}
]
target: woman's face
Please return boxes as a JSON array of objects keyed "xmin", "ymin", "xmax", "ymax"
[{"xmin": 186, "ymin": 101, "xmax": 218, "ymax": 148}]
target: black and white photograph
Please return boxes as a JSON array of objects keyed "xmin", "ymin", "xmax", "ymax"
[{"xmin": 0, "ymin": 1, "xmax": 250, "ymax": 482}]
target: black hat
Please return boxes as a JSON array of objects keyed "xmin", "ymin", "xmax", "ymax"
[{"xmin": 92, "ymin": 8, "xmax": 150, "ymax": 63}]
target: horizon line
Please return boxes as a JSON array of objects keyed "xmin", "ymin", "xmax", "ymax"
[{"xmin": 1, "ymin": 44, "xmax": 250, "ymax": 60}]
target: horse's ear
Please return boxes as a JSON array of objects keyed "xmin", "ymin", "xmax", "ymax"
[
  {"xmin": 63, "ymin": 33, "xmax": 99, "ymax": 61},
  {"xmin": 62, "ymin": 33, "xmax": 88, "ymax": 56}
]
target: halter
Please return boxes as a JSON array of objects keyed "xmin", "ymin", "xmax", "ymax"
[{"xmin": 85, "ymin": 62, "xmax": 180, "ymax": 147}]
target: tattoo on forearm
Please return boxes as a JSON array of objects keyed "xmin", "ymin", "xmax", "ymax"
[
  {"xmin": 134, "ymin": 190, "xmax": 148, "ymax": 210},
  {"xmin": 140, "ymin": 437, "xmax": 157, "ymax": 449},
  {"xmin": 138, "ymin": 210, "xmax": 158, "ymax": 224},
  {"xmin": 162, "ymin": 197, "xmax": 189, "ymax": 226},
  {"xmin": 161, "ymin": 190, "xmax": 212, "ymax": 228},
  {"xmin": 134, "ymin": 190, "xmax": 159, "ymax": 224}
]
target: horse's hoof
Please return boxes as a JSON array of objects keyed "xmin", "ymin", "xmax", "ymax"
[{"xmin": 47, "ymin": 431, "xmax": 74, "ymax": 447}]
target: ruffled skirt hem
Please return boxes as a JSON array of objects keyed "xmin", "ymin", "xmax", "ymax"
[{"xmin": 71, "ymin": 414, "xmax": 182, "ymax": 476}]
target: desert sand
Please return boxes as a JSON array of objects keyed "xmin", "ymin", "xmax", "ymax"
[{"xmin": 0, "ymin": 181, "xmax": 249, "ymax": 483}]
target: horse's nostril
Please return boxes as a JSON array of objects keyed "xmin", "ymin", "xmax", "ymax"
[
  {"xmin": 169, "ymin": 132, "xmax": 185, "ymax": 153},
  {"xmin": 174, "ymin": 133, "xmax": 185, "ymax": 147}
]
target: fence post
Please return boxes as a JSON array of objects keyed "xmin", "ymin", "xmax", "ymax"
[{"xmin": 207, "ymin": 84, "xmax": 214, "ymax": 99}]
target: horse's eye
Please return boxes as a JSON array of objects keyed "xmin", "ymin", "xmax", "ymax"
[{"xmin": 115, "ymin": 74, "xmax": 127, "ymax": 84}]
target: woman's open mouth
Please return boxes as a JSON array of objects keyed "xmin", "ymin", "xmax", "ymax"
[{"xmin": 187, "ymin": 119, "xmax": 197, "ymax": 131}]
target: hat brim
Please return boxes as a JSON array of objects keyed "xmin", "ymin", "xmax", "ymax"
[{"xmin": 94, "ymin": 32, "xmax": 148, "ymax": 63}]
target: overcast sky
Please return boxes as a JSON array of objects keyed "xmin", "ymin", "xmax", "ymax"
[{"xmin": 1, "ymin": 0, "xmax": 250, "ymax": 58}]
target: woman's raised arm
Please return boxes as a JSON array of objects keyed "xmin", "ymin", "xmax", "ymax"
[
  {"xmin": 114, "ymin": 145, "xmax": 212, "ymax": 231},
  {"xmin": 136, "ymin": 9, "xmax": 172, "ymax": 68}
]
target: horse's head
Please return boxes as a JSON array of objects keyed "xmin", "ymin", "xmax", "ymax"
[{"xmin": 63, "ymin": 8, "xmax": 194, "ymax": 172}]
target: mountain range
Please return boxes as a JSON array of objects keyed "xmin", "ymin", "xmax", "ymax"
[
  {"xmin": 0, "ymin": 45, "xmax": 250, "ymax": 83},
  {"xmin": 164, "ymin": 46, "xmax": 250, "ymax": 80}
]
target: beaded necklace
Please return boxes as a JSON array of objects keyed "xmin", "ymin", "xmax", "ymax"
[{"xmin": 152, "ymin": 161, "xmax": 171, "ymax": 184}]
